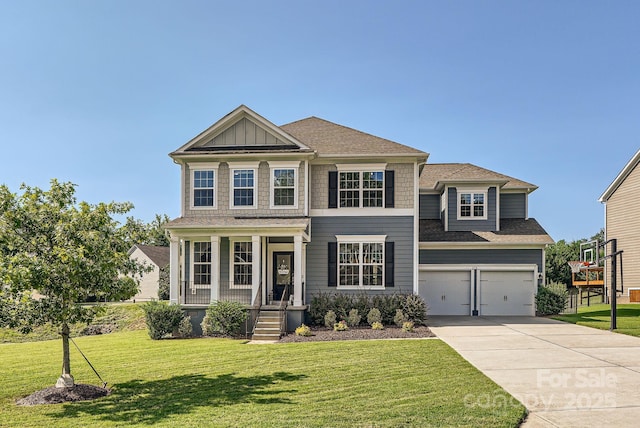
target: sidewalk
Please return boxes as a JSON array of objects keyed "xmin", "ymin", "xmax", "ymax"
[{"xmin": 429, "ymin": 316, "xmax": 640, "ymax": 427}]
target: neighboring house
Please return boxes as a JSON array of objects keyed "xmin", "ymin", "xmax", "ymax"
[
  {"xmin": 164, "ymin": 105, "xmax": 553, "ymax": 329},
  {"xmin": 128, "ymin": 245, "xmax": 170, "ymax": 301},
  {"xmin": 599, "ymin": 149, "xmax": 640, "ymax": 300}
]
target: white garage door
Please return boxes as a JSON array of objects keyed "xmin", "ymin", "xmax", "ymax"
[
  {"xmin": 419, "ymin": 270, "xmax": 471, "ymax": 316},
  {"xmin": 479, "ymin": 270, "xmax": 535, "ymax": 316}
]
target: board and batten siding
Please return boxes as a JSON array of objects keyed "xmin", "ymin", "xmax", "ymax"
[
  {"xmin": 605, "ymin": 162, "xmax": 640, "ymax": 290},
  {"xmin": 305, "ymin": 216, "xmax": 415, "ymax": 297},
  {"xmin": 500, "ymin": 193, "xmax": 526, "ymax": 219},
  {"xmin": 419, "ymin": 194, "xmax": 440, "ymax": 219},
  {"xmin": 447, "ymin": 187, "xmax": 497, "ymax": 231},
  {"xmin": 419, "ymin": 249, "xmax": 543, "ymax": 272}
]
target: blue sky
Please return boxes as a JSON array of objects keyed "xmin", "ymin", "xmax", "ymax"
[{"xmin": 1, "ymin": 0, "xmax": 638, "ymax": 242}]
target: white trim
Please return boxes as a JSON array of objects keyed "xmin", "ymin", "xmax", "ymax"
[
  {"xmin": 335, "ymin": 235, "xmax": 387, "ymax": 289},
  {"xmin": 419, "ymin": 263, "xmax": 537, "ymax": 271},
  {"xmin": 495, "ymin": 186, "xmax": 500, "ymax": 231},
  {"xmin": 442, "ymin": 188, "xmax": 448, "ymax": 231},
  {"xmin": 229, "ymin": 237, "xmax": 253, "ymax": 289},
  {"xmin": 413, "ymin": 161, "xmax": 420, "ymax": 294},
  {"xmin": 190, "ymin": 239, "xmax": 213, "ymax": 289},
  {"xmin": 304, "ymin": 160, "xmax": 309, "ymax": 217},
  {"xmin": 336, "ymin": 235, "xmax": 387, "ymax": 242},
  {"xmin": 190, "ymin": 165, "xmax": 218, "ymax": 210},
  {"xmin": 420, "ymin": 242, "xmax": 548, "ymax": 250},
  {"xmin": 310, "ymin": 208, "xmax": 413, "ymax": 216},
  {"xmin": 229, "ymin": 167, "xmax": 257, "ymax": 209},
  {"xmin": 267, "ymin": 160, "xmax": 300, "ymax": 168},
  {"xmin": 337, "ymin": 169, "xmax": 385, "ymax": 209},
  {"xmin": 227, "ymin": 161, "xmax": 260, "ymax": 169},
  {"xmin": 269, "ymin": 166, "xmax": 299, "ymax": 209},
  {"xmin": 599, "ymin": 148, "xmax": 640, "ymax": 202},
  {"xmin": 336, "ymin": 163, "xmax": 387, "ymax": 171}
]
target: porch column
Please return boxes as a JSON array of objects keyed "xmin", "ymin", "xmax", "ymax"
[
  {"xmin": 210, "ymin": 236, "xmax": 220, "ymax": 303},
  {"xmin": 169, "ymin": 236, "xmax": 180, "ymax": 305},
  {"xmin": 294, "ymin": 235, "xmax": 303, "ymax": 306},
  {"xmin": 252, "ymin": 235, "xmax": 261, "ymax": 305}
]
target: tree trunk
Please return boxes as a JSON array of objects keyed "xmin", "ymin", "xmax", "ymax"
[{"xmin": 56, "ymin": 322, "xmax": 74, "ymax": 388}]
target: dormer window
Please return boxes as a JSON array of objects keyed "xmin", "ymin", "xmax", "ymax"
[{"xmin": 458, "ymin": 191, "xmax": 486, "ymax": 220}]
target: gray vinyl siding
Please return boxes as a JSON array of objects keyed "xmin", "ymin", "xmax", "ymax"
[
  {"xmin": 500, "ymin": 193, "xmax": 526, "ymax": 219},
  {"xmin": 447, "ymin": 187, "xmax": 497, "ymax": 231},
  {"xmin": 306, "ymin": 216, "xmax": 414, "ymax": 297},
  {"xmin": 419, "ymin": 194, "xmax": 440, "ymax": 219},
  {"xmin": 419, "ymin": 249, "xmax": 543, "ymax": 271}
]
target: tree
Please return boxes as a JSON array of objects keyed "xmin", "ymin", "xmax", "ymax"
[
  {"xmin": 158, "ymin": 264, "xmax": 170, "ymax": 300},
  {"xmin": 0, "ymin": 180, "xmax": 146, "ymax": 387},
  {"xmin": 544, "ymin": 229, "xmax": 605, "ymax": 286},
  {"xmin": 122, "ymin": 214, "xmax": 170, "ymax": 247}
]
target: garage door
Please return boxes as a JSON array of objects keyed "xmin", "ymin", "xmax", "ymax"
[
  {"xmin": 479, "ymin": 271, "xmax": 535, "ymax": 316},
  {"xmin": 419, "ymin": 270, "xmax": 471, "ymax": 315}
]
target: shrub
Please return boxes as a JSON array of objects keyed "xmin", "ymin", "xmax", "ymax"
[
  {"xmin": 324, "ymin": 310, "xmax": 337, "ymax": 329},
  {"xmin": 402, "ymin": 321, "xmax": 415, "ymax": 332},
  {"xmin": 309, "ymin": 293, "xmax": 333, "ymax": 326},
  {"xmin": 201, "ymin": 301, "xmax": 247, "ymax": 337},
  {"xmin": 332, "ymin": 294, "xmax": 354, "ymax": 320},
  {"xmin": 394, "ymin": 309, "xmax": 408, "ymax": 327},
  {"xmin": 353, "ymin": 293, "xmax": 372, "ymax": 319},
  {"xmin": 142, "ymin": 301, "xmax": 185, "ymax": 340},
  {"xmin": 536, "ymin": 282, "xmax": 568, "ymax": 316},
  {"xmin": 367, "ymin": 308, "xmax": 382, "ymax": 326},
  {"xmin": 402, "ymin": 294, "xmax": 428, "ymax": 325},
  {"xmin": 347, "ymin": 309, "xmax": 361, "ymax": 327},
  {"xmin": 334, "ymin": 320, "xmax": 349, "ymax": 331},
  {"xmin": 176, "ymin": 316, "xmax": 193, "ymax": 338},
  {"xmin": 373, "ymin": 294, "xmax": 406, "ymax": 325},
  {"xmin": 295, "ymin": 324, "xmax": 312, "ymax": 337},
  {"xmin": 157, "ymin": 264, "xmax": 170, "ymax": 300},
  {"xmin": 371, "ymin": 321, "xmax": 384, "ymax": 330}
]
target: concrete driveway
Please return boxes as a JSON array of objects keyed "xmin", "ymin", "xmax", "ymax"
[{"xmin": 429, "ymin": 316, "xmax": 640, "ymax": 427}]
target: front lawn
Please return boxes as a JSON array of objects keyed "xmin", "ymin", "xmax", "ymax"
[
  {"xmin": 0, "ymin": 330, "xmax": 526, "ymax": 427},
  {"xmin": 553, "ymin": 303, "xmax": 640, "ymax": 337}
]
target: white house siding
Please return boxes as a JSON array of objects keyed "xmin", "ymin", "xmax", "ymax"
[
  {"xmin": 605, "ymin": 162, "xmax": 640, "ymax": 291},
  {"xmin": 129, "ymin": 247, "xmax": 161, "ymax": 301}
]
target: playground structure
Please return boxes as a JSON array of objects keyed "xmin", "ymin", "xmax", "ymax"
[{"xmin": 568, "ymin": 241, "xmax": 605, "ymax": 306}]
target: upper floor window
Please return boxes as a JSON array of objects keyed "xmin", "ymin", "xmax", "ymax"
[
  {"xmin": 339, "ymin": 171, "xmax": 384, "ymax": 208},
  {"xmin": 190, "ymin": 163, "xmax": 218, "ymax": 209},
  {"xmin": 232, "ymin": 169, "xmax": 256, "ymax": 208},
  {"xmin": 272, "ymin": 168, "xmax": 296, "ymax": 207},
  {"xmin": 458, "ymin": 191, "xmax": 486, "ymax": 219}
]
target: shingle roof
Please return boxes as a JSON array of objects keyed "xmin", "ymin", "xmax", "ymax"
[
  {"xmin": 419, "ymin": 163, "xmax": 537, "ymax": 191},
  {"xmin": 419, "ymin": 218, "xmax": 554, "ymax": 245},
  {"xmin": 280, "ymin": 117, "xmax": 428, "ymax": 158},
  {"xmin": 134, "ymin": 245, "xmax": 170, "ymax": 268}
]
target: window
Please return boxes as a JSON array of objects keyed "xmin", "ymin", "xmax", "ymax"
[
  {"xmin": 193, "ymin": 242, "xmax": 211, "ymax": 285},
  {"xmin": 339, "ymin": 171, "xmax": 384, "ymax": 208},
  {"xmin": 272, "ymin": 168, "xmax": 296, "ymax": 207},
  {"xmin": 458, "ymin": 191, "xmax": 486, "ymax": 219},
  {"xmin": 232, "ymin": 169, "xmax": 255, "ymax": 207},
  {"xmin": 192, "ymin": 168, "xmax": 216, "ymax": 208},
  {"xmin": 336, "ymin": 236, "xmax": 385, "ymax": 288},
  {"xmin": 232, "ymin": 241, "xmax": 252, "ymax": 288}
]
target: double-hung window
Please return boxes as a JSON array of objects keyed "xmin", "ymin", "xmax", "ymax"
[
  {"xmin": 191, "ymin": 163, "xmax": 218, "ymax": 208},
  {"xmin": 458, "ymin": 190, "xmax": 487, "ymax": 219},
  {"xmin": 338, "ymin": 170, "xmax": 384, "ymax": 208},
  {"xmin": 336, "ymin": 236, "xmax": 385, "ymax": 288},
  {"xmin": 193, "ymin": 242, "xmax": 212, "ymax": 287},
  {"xmin": 231, "ymin": 169, "xmax": 256, "ymax": 208},
  {"xmin": 231, "ymin": 241, "xmax": 252, "ymax": 288}
]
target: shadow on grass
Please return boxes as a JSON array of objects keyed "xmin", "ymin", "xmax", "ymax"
[{"xmin": 47, "ymin": 371, "xmax": 306, "ymax": 425}]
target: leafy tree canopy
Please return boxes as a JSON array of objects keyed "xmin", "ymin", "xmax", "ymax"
[
  {"xmin": 121, "ymin": 214, "xmax": 170, "ymax": 247},
  {"xmin": 545, "ymin": 228, "xmax": 605, "ymax": 286},
  {"xmin": 0, "ymin": 180, "xmax": 148, "ymax": 386}
]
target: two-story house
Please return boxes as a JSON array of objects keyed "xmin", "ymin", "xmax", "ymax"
[{"xmin": 164, "ymin": 105, "xmax": 553, "ymax": 333}]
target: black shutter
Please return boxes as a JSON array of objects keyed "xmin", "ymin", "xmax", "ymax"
[
  {"xmin": 328, "ymin": 171, "xmax": 338, "ymax": 208},
  {"xmin": 385, "ymin": 170, "xmax": 395, "ymax": 208},
  {"xmin": 385, "ymin": 241, "xmax": 394, "ymax": 287},
  {"xmin": 328, "ymin": 242, "xmax": 337, "ymax": 287}
]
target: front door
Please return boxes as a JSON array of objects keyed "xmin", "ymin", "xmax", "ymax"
[{"xmin": 273, "ymin": 252, "xmax": 294, "ymax": 302}]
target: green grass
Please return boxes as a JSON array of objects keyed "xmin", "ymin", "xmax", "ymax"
[
  {"xmin": 553, "ymin": 303, "xmax": 640, "ymax": 336},
  {"xmin": 0, "ymin": 331, "xmax": 526, "ymax": 427},
  {"xmin": 0, "ymin": 303, "xmax": 146, "ymax": 343}
]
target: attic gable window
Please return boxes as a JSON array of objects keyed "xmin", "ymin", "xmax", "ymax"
[{"xmin": 458, "ymin": 191, "xmax": 486, "ymax": 220}]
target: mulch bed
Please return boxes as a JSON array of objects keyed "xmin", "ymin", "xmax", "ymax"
[
  {"xmin": 279, "ymin": 325, "xmax": 436, "ymax": 343},
  {"xmin": 16, "ymin": 384, "xmax": 110, "ymax": 406}
]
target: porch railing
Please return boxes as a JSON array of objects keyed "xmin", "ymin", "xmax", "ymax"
[
  {"xmin": 278, "ymin": 284, "xmax": 290, "ymax": 335},
  {"xmin": 181, "ymin": 281, "xmax": 253, "ymax": 305},
  {"xmin": 247, "ymin": 282, "xmax": 262, "ymax": 338}
]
